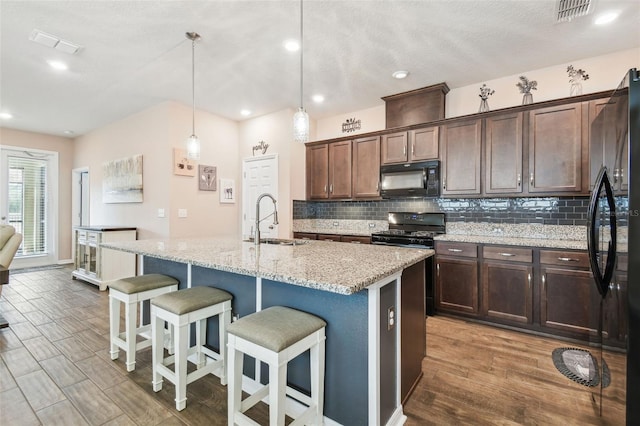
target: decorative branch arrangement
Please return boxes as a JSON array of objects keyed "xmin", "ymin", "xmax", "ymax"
[
  {"xmin": 478, "ymin": 84, "xmax": 495, "ymax": 112},
  {"xmin": 567, "ymin": 65, "xmax": 589, "ymax": 83},
  {"xmin": 516, "ymin": 76, "xmax": 538, "ymax": 94}
]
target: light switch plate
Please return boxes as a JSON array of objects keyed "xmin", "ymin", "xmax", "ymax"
[
  {"xmin": 178, "ymin": 209, "xmax": 187, "ymax": 218},
  {"xmin": 157, "ymin": 208, "xmax": 165, "ymax": 218}
]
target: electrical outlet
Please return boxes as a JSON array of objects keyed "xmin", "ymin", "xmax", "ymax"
[
  {"xmin": 333, "ymin": 221, "xmax": 339, "ymax": 227},
  {"xmin": 178, "ymin": 209, "xmax": 188, "ymax": 218},
  {"xmin": 387, "ymin": 306, "xmax": 395, "ymax": 330},
  {"xmin": 157, "ymin": 208, "xmax": 165, "ymax": 218},
  {"xmin": 368, "ymin": 223, "xmax": 375, "ymax": 228}
]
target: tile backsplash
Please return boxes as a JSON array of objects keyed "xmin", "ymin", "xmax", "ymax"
[{"xmin": 293, "ymin": 196, "xmax": 591, "ymax": 226}]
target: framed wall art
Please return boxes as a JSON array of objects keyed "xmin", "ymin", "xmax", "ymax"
[
  {"xmin": 102, "ymin": 154, "xmax": 143, "ymax": 203},
  {"xmin": 220, "ymin": 178, "xmax": 235, "ymax": 203},
  {"xmin": 173, "ymin": 148, "xmax": 196, "ymax": 177},
  {"xmin": 199, "ymin": 165, "xmax": 217, "ymax": 191}
]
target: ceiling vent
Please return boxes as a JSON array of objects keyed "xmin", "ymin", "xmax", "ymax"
[
  {"xmin": 556, "ymin": 0, "xmax": 593, "ymax": 22},
  {"xmin": 29, "ymin": 29, "xmax": 81, "ymax": 54}
]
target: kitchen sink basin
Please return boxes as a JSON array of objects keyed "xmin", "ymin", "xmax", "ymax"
[{"xmin": 244, "ymin": 237, "xmax": 306, "ymax": 246}]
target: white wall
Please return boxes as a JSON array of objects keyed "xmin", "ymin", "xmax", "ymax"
[
  {"xmin": 239, "ymin": 108, "xmax": 308, "ymax": 238},
  {"xmin": 314, "ymin": 47, "xmax": 640, "ymax": 141},
  {"xmin": 73, "ymin": 101, "xmax": 241, "ymax": 240}
]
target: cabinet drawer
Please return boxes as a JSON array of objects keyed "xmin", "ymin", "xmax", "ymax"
[
  {"xmin": 293, "ymin": 232, "xmax": 318, "ymax": 240},
  {"xmin": 341, "ymin": 235, "xmax": 371, "ymax": 244},
  {"xmin": 317, "ymin": 234, "xmax": 341, "ymax": 242},
  {"xmin": 87, "ymin": 232, "xmax": 100, "ymax": 244},
  {"xmin": 483, "ymin": 246, "xmax": 532, "ymax": 263},
  {"xmin": 436, "ymin": 242, "xmax": 478, "ymax": 258},
  {"xmin": 540, "ymin": 250, "xmax": 589, "ymax": 268},
  {"xmin": 77, "ymin": 230, "xmax": 87, "ymax": 241},
  {"xmin": 617, "ymin": 254, "xmax": 628, "ymax": 272}
]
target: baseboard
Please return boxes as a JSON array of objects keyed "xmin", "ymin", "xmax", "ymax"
[
  {"xmin": 385, "ymin": 406, "xmax": 407, "ymax": 426},
  {"xmin": 58, "ymin": 259, "xmax": 73, "ymax": 265}
]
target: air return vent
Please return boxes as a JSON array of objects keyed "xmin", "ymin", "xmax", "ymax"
[{"xmin": 556, "ymin": 0, "xmax": 593, "ymax": 22}]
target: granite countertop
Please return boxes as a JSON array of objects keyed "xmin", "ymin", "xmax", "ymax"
[{"xmin": 101, "ymin": 237, "xmax": 432, "ymax": 295}]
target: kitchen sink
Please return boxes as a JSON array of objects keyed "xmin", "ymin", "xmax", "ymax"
[{"xmin": 244, "ymin": 237, "xmax": 306, "ymax": 246}]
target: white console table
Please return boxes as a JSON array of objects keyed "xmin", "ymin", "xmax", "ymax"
[{"xmin": 72, "ymin": 226, "xmax": 137, "ymax": 290}]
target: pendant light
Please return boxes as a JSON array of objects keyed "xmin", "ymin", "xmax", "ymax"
[
  {"xmin": 186, "ymin": 31, "xmax": 201, "ymax": 159},
  {"xmin": 293, "ymin": 0, "xmax": 309, "ymax": 143}
]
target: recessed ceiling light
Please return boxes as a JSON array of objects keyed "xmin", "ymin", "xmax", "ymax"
[
  {"xmin": 240, "ymin": 109, "xmax": 251, "ymax": 116},
  {"xmin": 312, "ymin": 94, "xmax": 325, "ymax": 103},
  {"xmin": 64, "ymin": 130, "xmax": 75, "ymax": 135},
  {"xmin": 594, "ymin": 11, "xmax": 619, "ymax": 25},
  {"xmin": 47, "ymin": 60, "xmax": 68, "ymax": 71},
  {"xmin": 392, "ymin": 70, "xmax": 409, "ymax": 79},
  {"xmin": 284, "ymin": 39, "xmax": 300, "ymax": 52},
  {"xmin": 0, "ymin": 112, "xmax": 13, "ymax": 120}
]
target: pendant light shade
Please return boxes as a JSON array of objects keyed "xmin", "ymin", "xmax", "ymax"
[
  {"xmin": 293, "ymin": 0, "xmax": 309, "ymax": 143},
  {"xmin": 186, "ymin": 31, "xmax": 201, "ymax": 159},
  {"xmin": 293, "ymin": 107, "xmax": 309, "ymax": 143}
]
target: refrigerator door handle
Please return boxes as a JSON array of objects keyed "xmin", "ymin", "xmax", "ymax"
[{"xmin": 587, "ymin": 167, "xmax": 617, "ymax": 298}]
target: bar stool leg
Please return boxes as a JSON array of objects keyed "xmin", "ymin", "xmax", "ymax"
[
  {"xmin": 219, "ymin": 308, "xmax": 231, "ymax": 385},
  {"xmin": 109, "ymin": 296, "xmax": 120, "ymax": 360},
  {"xmin": 151, "ymin": 308, "xmax": 164, "ymax": 392},
  {"xmin": 270, "ymin": 360, "xmax": 287, "ymax": 426},
  {"xmin": 311, "ymin": 333, "xmax": 326, "ymax": 425},
  {"xmin": 175, "ymin": 322, "xmax": 189, "ymax": 411},
  {"xmin": 227, "ymin": 341, "xmax": 243, "ymax": 426},
  {"xmin": 196, "ymin": 318, "xmax": 206, "ymax": 368},
  {"xmin": 125, "ymin": 300, "xmax": 137, "ymax": 372}
]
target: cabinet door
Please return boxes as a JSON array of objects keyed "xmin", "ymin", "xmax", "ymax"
[
  {"xmin": 485, "ymin": 112, "xmax": 523, "ymax": 194},
  {"xmin": 352, "ymin": 136, "xmax": 381, "ymax": 198},
  {"xmin": 341, "ymin": 235, "xmax": 371, "ymax": 244},
  {"xmin": 540, "ymin": 267, "xmax": 599, "ymax": 337},
  {"xmin": 293, "ymin": 232, "xmax": 317, "ymax": 240},
  {"xmin": 328, "ymin": 141, "xmax": 352, "ymax": 199},
  {"xmin": 317, "ymin": 234, "xmax": 340, "ymax": 242},
  {"xmin": 381, "ymin": 132, "xmax": 408, "ymax": 164},
  {"xmin": 528, "ymin": 103, "xmax": 584, "ymax": 193},
  {"xmin": 409, "ymin": 126, "xmax": 438, "ymax": 161},
  {"xmin": 441, "ymin": 119, "xmax": 482, "ymax": 195},
  {"xmin": 436, "ymin": 257, "xmax": 479, "ymax": 315},
  {"xmin": 306, "ymin": 144, "xmax": 329, "ymax": 199},
  {"xmin": 482, "ymin": 262, "xmax": 533, "ymax": 324}
]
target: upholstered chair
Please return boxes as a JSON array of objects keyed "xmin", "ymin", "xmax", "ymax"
[{"xmin": 0, "ymin": 224, "xmax": 23, "ymax": 297}]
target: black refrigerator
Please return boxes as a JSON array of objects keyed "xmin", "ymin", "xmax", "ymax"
[{"xmin": 588, "ymin": 68, "xmax": 639, "ymax": 425}]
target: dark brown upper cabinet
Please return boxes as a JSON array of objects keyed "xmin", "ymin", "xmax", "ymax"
[
  {"xmin": 527, "ymin": 102, "xmax": 586, "ymax": 194},
  {"xmin": 440, "ymin": 119, "xmax": 482, "ymax": 195},
  {"xmin": 484, "ymin": 112, "xmax": 523, "ymax": 194},
  {"xmin": 306, "ymin": 141, "xmax": 352, "ymax": 200},
  {"xmin": 381, "ymin": 126, "xmax": 439, "ymax": 165},
  {"xmin": 352, "ymin": 136, "xmax": 381, "ymax": 198}
]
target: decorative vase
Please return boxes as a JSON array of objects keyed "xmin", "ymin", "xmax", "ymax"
[
  {"xmin": 478, "ymin": 99, "xmax": 490, "ymax": 113},
  {"xmin": 570, "ymin": 82, "xmax": 583, "ymax": 96},
  {"xmin": 522, "ymin": 93, "xmax": 533, "ymax": 105}
]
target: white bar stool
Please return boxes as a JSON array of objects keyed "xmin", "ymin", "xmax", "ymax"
[
  {"xmin": 227, "ymin": 306, "xmax": 326, "ymax": 426},
  {"xmin": 151, "ymin": 286, "xmax": 233, "ymax": 411},
  {"xmin": 108, "ymin": 274, "xmax": 179, "ymax": 372}
]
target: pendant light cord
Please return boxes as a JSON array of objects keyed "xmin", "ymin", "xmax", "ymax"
[
  {"xmin": 191, "ymin": 37, "xmax": 196, "ymax": 135},
  {"xmin": 299, "ymin": 0, "xmax": 304, "ymax": 110}
]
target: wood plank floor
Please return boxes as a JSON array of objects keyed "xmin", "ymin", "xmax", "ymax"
[{"xmin": 0, "ymin": 266, "xmax": 627, "ymax": 425}]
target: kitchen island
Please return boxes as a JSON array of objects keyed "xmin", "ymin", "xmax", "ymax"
[{"xmin": 102, "ymin": 237, "xmax": 433, "ymax": 426}]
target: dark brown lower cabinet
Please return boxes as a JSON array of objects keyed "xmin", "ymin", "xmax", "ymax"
[
  {"xmin": 540, "ymin": 267, "xmax": 600, "ymax": 338},
  {"xmin": 436, "ymin": 257, "xmax": 479, "ymax": 316},
  {"xmin": 400, "ymin": 260, "xmax": 426, "ymax": 403},
  {"xmin": 482, "ymin": 262, "xmax": 533, "ymax": 324},
  {"xmin": 293, "ymin": 232, "xmax": 371, "ymax": 244}
]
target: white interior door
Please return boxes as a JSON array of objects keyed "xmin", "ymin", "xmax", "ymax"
[
  {"xmin": 242, "ymin": 154, "xmax": 279, "ymax": 239},
  {"xmin": 0, "ymin": 146, "xmax": 58, "ymax": 268}
]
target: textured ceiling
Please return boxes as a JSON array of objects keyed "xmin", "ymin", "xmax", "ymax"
[{"xmin": 1, "ymin": 0, "xmax": 639, "ymax": 137}]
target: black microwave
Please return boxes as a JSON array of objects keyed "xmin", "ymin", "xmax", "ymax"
[{"xmin": 380, "ymin": 160, "xmax": 440, "ymax": 199}]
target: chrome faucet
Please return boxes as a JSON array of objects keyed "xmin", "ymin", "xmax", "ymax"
[{"xmin": 254, "ymin": 193, "xmax": 279, "ymax": 245}]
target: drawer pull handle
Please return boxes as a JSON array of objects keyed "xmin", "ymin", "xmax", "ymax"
[
  {"xmin": 528, "ymin": 273, "xmax": 531, "ymax": 289},
  {"xmin": 448, "ymin": 248, "xmax": 463, "ymax": 252},
  {"xmin": 557, "ymin": 257, "xmax": 579, "ymax": 262},
  {"xmin": 350, "ymin": 241, "xmax": 361, "ymax": 244},
  {"xmin": 499, "ymin": 253, "xmax": 516, "ymax": 257},
  {"xmin": 437, "ymin": 263, "xmax": 440, "ymax": 276}
]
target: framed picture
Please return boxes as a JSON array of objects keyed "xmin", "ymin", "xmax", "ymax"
[
  {"xmin": 103, "ymin": 154, "xmax": 143, "ymax": 203},
  {"xmin": 199, "ymin": 165, "xmax": 217, "ymax": 191},
  {"xmin": 220, "ymin": 178, "xmax": 235, "ymax": 203},
  {"xmin": 173, "ymin": 148, "xmax": 196, "ymax": 177}
]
